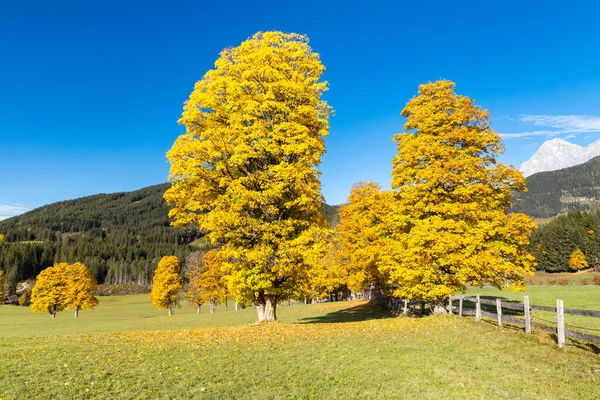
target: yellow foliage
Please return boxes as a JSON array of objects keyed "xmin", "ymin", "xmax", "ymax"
[
  {"xmin": 150, "ymin": 256, "xmax": 182, "ymax": 314},
  {"xmin": 164, "ymin": 31, "xmax": 333, "ymax": 318},
  {"xmin": 62, "ymin": 262, "xmax": 99, "ymax": 315},
  {"xmin": 30, "ymin": 262, "xmax": 98, "ymax": 317},
  {"xmin": 569, "ymin": 248, "xmax": 588, "ymax": 271},
  {"xmin": 30, "ymin": 265, "xmax": 68, "ymax": 317},
  {"xmin": 0, "ymin": 234, "xmax": 5, "ymax": 242},
  {"xmin": 379, "ymin": 80, "xmax": 535, "ymax": 302},
  {"xmin": 336, "ymin": 182, "xmax": 390, "ymax": 293}
]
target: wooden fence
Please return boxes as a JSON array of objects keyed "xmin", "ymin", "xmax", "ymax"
[{"xmin": 378, "ymin": 294, "xmax": 600, "ymax": 349}]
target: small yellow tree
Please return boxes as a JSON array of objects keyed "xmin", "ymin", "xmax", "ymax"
[
  {"xmin": 336, "ymin": 182, "xmax": 390, "ymax": 297},
  {"xmin": 63, "ymin": 262, "xmax": 99, "ymax": 318},
  {"xmin": 0, "ymin": 233, "xmax": 5, "ymax": 242},
  {"xmin": 184, "ymin": 251, "xmax": 206, "ymax": 314},
  {"xmin": 569, "ymin": 248, "xmax": 588, "ymax": 271},
  {"xmin": 198, "ymin": 249, "xmax": 227, "ymax": 314},
  {"xmin": 30, "ymin": 266, "xmax": 68, "ymax": 318},
  {"xmin": 150, "ymin": 256, "xmax": 182, "ymax": 315}
]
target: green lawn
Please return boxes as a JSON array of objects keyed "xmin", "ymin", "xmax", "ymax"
[
  {"xmin": 464, "ymin": 285, "xmax": 600, "ymax": 333},
  {"xmin": 1, "ymin": 295, "xmax": 600, "ymax": 399}
]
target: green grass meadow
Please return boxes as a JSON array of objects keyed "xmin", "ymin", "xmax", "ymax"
[{"xmin": 1, "ymin": 288, "xmax": 600, "ymax": 400}]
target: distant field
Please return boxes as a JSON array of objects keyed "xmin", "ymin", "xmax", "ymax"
[
  {"xmin": 1, "ymin": 296, "xmax": 600, "ymax": 399},
  {"xmin": 528, "ymin": 270, "xmax": 600, "ymax": 286}
]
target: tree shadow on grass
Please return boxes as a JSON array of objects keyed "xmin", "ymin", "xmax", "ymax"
[{"xmin": 296, "ymin": 303, "xmax": 395, "ymax": 324}]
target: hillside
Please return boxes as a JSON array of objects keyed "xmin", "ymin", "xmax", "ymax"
[
  {"xmin": 512, "ymin": 155, "xmax": 600, "ymax": 218},
  {"xmin": 0, "ymin": 184, "xmax": 340, "ymax": 293}
]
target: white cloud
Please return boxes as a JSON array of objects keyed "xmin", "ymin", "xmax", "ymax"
[
  {"xmin": 0, "ymin": 204, "xmax": 30, "ymax": 221},
  {"xmin": 500, "ymin": 115, "xmax": 600, "ymax": 139}
]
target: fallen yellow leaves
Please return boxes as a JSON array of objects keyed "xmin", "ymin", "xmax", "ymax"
[{"xmin": 68, "ymin": 314, "xmax": 461, "ymax": 350}]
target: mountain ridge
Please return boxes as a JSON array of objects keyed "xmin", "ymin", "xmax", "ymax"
[{"xmin": 520, "ymin": 137, "xmax": 600, "ymax": 177}]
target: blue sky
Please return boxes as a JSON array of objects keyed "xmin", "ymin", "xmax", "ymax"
[{"xmin": 1, "ymin": 0, "xmax": 600, "ymax": 218}]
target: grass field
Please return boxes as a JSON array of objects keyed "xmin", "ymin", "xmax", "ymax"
[
  {"xmin": 465, "ymin": 284, "xmax": 600, "ymax": 332},
  {"xmin": 1, "ymin": 293, "xmax": 600, "ymax": 399}
]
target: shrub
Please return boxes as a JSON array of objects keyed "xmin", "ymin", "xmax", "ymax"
[
  {"xmin": 524, "ymin": 277, "xmax": 535, "ymax": 286},
  {"xmin": 547, "ymin": 278, "xmax": 557, "ymax": 286},
  {"xmin": 556, "ymin": 278, "xmax": 570, "ymax": 286},
  {"xmin": 581, "ymin": 278, "xmax": 589, "ymax": 286},
  {"xmin": 593, "ymin": 275, "xmax": 600, "ymax": 285}
]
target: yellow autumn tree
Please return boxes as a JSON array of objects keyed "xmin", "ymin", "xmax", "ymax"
[
  {"xmin": 0, "ymin": 233, "xmax": 5, "ymax": 242},
  {"xmin": 150, "ymin": 256, "xmax": 182, "ymax": 315},
  {"xmin": 165, "ymin": 31, "xmax": 333, "ymax": 322},
  {"xmin": 569, "ymin": 248, "xmax": 588, "ymax": 271},
  {"xmin": 380, "ymin": 80, "xmax": 535, "ymax": 305},
  {"xmin": 185, "ymin": 251, "xmax": 206, "ymax": 314},
  {"xmin": 63, "ymin": 262, "xmax": 99, "ymax": 318},
  {"xmin": 30, "ymin": 265, "xmax": 68, "ymax": 318},
  {"xmin": 335, "ymin": 182, "xmax": 390, "ymax": 299},
  {"xmin": 197, "ymin": 249, "xmax": 227, "ymax": 314}
]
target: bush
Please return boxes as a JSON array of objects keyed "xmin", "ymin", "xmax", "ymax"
[
  {"xmin": 556, "ymin": 278, "xmax": 570, "ymax": 286},
  {"xmin": 581, "ymin": 278, "xmax": 589, "ymax": 286},
  {"xmin": 593, "ymin": 275, "xmax": 600, "ymax": 285},
  {"xmin": 547, "ymin": 278, "xmax": 557, "ymax": 286},
  {"xmin": 18, "ymin": 290, "xmax": 31, "ymax": 306},
  {"xmin": 524, "ymin": 277, "xmax": 535, "ymax": 286}
]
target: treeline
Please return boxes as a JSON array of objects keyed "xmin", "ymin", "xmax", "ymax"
[
  {"xmin": 0, "ymin": 184, "xmax": 199, "ymax": 294},
  {"xmin": 530, "ymin": 209, "xmax": 600, "ymax": 272},
  {"xmin": 0, "ymin": 183, "xmax": 339, "ymax": 294},
  {"xmin": 513, "ymin": 155, "xmax": 600, "ymax": 218}
]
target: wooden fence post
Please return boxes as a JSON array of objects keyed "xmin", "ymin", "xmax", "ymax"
[
  {"xmin": 448, "ymin": 295, "xmax": 453, "ymax": 314},
  {"xmin": 459, "ymin": 296, "xmax": 463, "ymax": 317},
  {"xmin": 524, "ymin": 296, "xmax": 531, "ymax": 333},
  {"xmin": 475, "ymin": 294, "xmax": 481, "ymax": 322},
  {"xmin": 496, "ymin": 298, "xmax": 503, "ymax": 328},
  {"xmin": 403, "ymin": 299, "xmax": 408, "ymax": 314},
  {"xmin": 557, "ymin": 299, "xmax": 565, "ymax": 349}
]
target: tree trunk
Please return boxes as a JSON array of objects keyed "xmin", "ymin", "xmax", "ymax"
[
  {"xmin": 74, "ymin": 308, "xmax": 79, "ymax": 318},
  {"xmin": 50, "ymin": 311, "xmax": 56, "ymax": 318},
  {"xmin": 168, "ymin": 306, "xmax": 173, "ymax": 316},
  {"xmin": 235, "ymin": 301, "xmax": 238, "ymax": 311},
  {"xmin": 225, "ymin": 296, "xmax": 228, "ymax": 312},
  {"xmin": 197, "ymin": 304, "xmax": 201, "ymax": 314},
  {"xmin": 210, "ymin": 299, "xmax": 216, "ymax": 314},
  {"xmin": 255, "ymin": 293, "xmax": 278, "ymax": 322}
]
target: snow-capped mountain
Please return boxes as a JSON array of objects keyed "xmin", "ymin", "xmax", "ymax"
[{"xmin": 520, "ymin": 138, "xmax": 600, "ymax": 177}]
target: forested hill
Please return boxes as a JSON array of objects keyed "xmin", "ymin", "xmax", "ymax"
[
  {"xmin": 0, "ymin": 184, "xmax": 340, "ymax": 293},
  {"xmin": 512, "ymin": 155, "xmax": 600, "ymax": 218}
]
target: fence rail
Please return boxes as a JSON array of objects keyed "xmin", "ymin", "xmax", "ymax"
[{"xmin": 377, "ymin": 293, "xmax": 600, "ymax": 349}]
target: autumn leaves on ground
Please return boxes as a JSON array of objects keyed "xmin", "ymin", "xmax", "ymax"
[{"xmin": 2, "ymin": 31, "xmax": 600, "ymax": 399}]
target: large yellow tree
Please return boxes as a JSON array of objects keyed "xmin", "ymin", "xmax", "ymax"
[
  {"xmin": 30, "ymin": 265, "xmax": 68, "ymax": 318},
  {"xmin": 380, "ymin": 80, "xmax": 535, "ymax": 305},
  {"xmin": 63, "ymin": 262, "xmax": 99, "ymax": 318},
  {"xmin": 150, "ymin": 256, "xmax": 183, "ymax": 315},
  {"xmin": 165, "ymin": 31, "xmax": 333, "ymax": 322}
]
